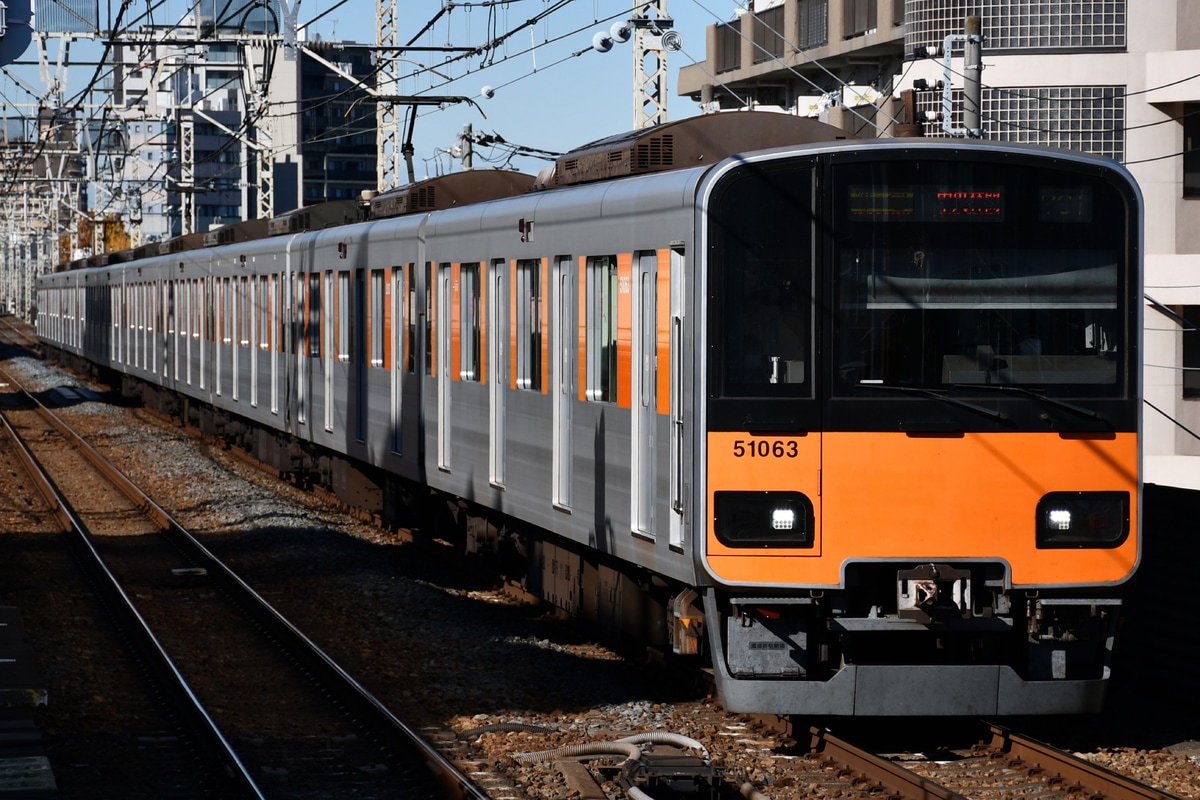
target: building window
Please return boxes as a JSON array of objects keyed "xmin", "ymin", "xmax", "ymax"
[
  {"xmin": 585, "ymin": 255, "xmax": 618, "ymax": 403},
  {"xmin": 843, "ymin": 0, "xmax": 877, "ymax": 38},
  {"xmin": 797, "ymin": 0, "xmax": 828, "ymax": 49},
  {"xmin": 460, "ymin": 263, "xmax": 481, "ymax": 381},
  {"xmin": 753, "ymin": 5, "xmax": 785, "ymax": 63},
  {"xmin": 516, "ymin": 259, "xmax": 542, "ymax": 391},
  {"xmin": 916, "ymin": 85, "xmax": 1125, "ymax": 162},
  {"xmin": 906, "ymin": 0, "xmax": 1126, "ymax": 54},
  {"xmin": 1185, "ymin": 104, "xmax": 1200, "ymax": 198},
  {"xmin": 1184, "ymin": 307, "xmax": 1200, "ymax": 398},
  {"xmin": 716, "ymin": 19, "xmax": 741, "ymax": 73}
]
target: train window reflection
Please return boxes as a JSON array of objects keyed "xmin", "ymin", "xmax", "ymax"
[
  {"xmin": 710, "ymin": 162, "xmax": 814, "ymax": 399},
  {"xmin": 832, "ymin": 161, "xmax": 1127, "ymax": 396}
]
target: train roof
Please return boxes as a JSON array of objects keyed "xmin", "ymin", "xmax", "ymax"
[
  {"xmin": 369, "ymin": 170, "xmax": 537, "ymax": 219},
  {"xmin": 268, "ymin": 198, "xmax": 366, "ymax": 236},
  {"xmin": 534, "ymin": 112, "xmax": 856, "ymax": 189}
]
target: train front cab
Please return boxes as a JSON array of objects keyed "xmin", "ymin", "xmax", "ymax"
[{"xmin": 696, "ymin": 143, "xmax": 1142, "ymax": 716}]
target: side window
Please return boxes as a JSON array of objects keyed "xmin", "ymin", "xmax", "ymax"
[
  {"xmin": 516, "ymin": 258, "xmax": 542, "ymax": 391},
  {"xmin": 223, "ymin": 278, "xmax": 233, "ymax": 344},
  {"xmin": 260, "ymin": 276, "xmax": 270, "ymax": 349},
  {"xmin": 460, "ymin": 262, "xmax": 481, "ymax": 381},
  {"xmin": 406, "ymin": 265, "xmax": 416, "ymax": 373},
  {"xmin": 370, "ymin": 268, "xmax": 385, "ymax": 367},
  {"xmin": 307, "ymin": 273, "xmax": 321, "ymax": 357},
  {"xmin": 424, "ymin": 262, "xmax": 434, "ymax": 375},
  {"xmin": 337, "ymin": 270, "xmax": 351, "ymax": 362},
  {"xmin": 239, "ymin": 276, "xmax": 250, "ymax": 346},
  {"xmin": 585, "ymin": 255, "xmax": 618, "ymax": 402}
]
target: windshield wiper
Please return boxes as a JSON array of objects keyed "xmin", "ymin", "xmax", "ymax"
[
  {"xmin": 950, "ymin": 383, "xmax": 1110, "ymax": 426},
  {"xmin": 856, "ymin": 382, "xmax": 1008, "ymax": 422}
]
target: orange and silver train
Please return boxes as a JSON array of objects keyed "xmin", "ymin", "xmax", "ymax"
[{"xmin": 36, "ymin": 114, "xmax": 1142, "ymax": 715}]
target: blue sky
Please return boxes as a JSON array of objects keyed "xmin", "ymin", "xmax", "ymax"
[
  {"xmin": 0, "ymin": 0, "xmax": 738, "ymax": 180},
  {"xmin": 301, "ymin": 0, "xmax": 732, "ymax": 177}
]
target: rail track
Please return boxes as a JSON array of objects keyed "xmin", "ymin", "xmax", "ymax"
[
  {"xmin": 800, "ymin": 721, "xmax": 1186, "ymax": 800},
  {"xmin": 0, "ymin": 359, "xmax": 491, "ymax": 799}
]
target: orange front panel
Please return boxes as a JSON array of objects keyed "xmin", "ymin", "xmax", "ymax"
[
  {"xmin": 705, "ymin": 431, "xmax": 1139, "ymax": 588},
  {"xmin": 705, "ymin": 431, "xmax": 823, "ymax": 584}
]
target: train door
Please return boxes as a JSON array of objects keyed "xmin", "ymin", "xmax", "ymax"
[
  {"xmin": 489, "ymin": 258, "xmax": 507, "ymax": 487},
  {"xmin": 166, "ymin": 280, "xmax": 176, "ymax": 387},
  {"xmin": 215, "ymin": 278, "xmax": 225, "ymax": 398},
  {"xmin": 355, "ymin": 267, "xmax": 367, "ymax": 442},
  {"xmin": 184, "ymin": 278, "xmax": 193, "ymax": 387},
  {"xmin": 552, "ymin": 255, "xmax": 575, "ymax": 510},
  {"xmin": 270, "ymin": 273, "xmax": 279, "ymax": 415},
  {"xmin": 323, "ymin": 270, "xmax": 334, "ymax": 433},
  {"xmin": 296, "ymin": 271, "xmax": 311, "ymax": 427},
  {"xmin": 669, "ymin": 246, "xmax": 686, "ymax": 551},
  {"xmin": 390, "ymin": 265, "xmax": 406, "ymax": 455},
  {"xmin": 437, "ymin": 262, "xmax": 452, "ymax": 470},
  {"xmin": 250, "ymin": 275, "xmax": 259, "ymax": 407},
  {"xmin": 234, "ymin": 277, "xmax": 243, "ymax": 401},
  {"xmin": 631, "ymin": 251, "xmax": 657, "ymax": 538}
]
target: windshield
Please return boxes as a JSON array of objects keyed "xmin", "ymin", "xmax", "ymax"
[{"xmin": 832, "ymin": 159, "xmax": 1129, "ymax": 397}]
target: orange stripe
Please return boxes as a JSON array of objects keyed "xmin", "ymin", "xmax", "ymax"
[
  {"xmin": 616, "ymin": 252, "xmax": 633, "ymax": 409},
  {"xmin": 656, "ymin": 249, "xmax": 670, "ymax": 417}
]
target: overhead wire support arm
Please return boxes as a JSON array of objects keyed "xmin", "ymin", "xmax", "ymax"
[{"xmin": 940, "ymin": 15, "xmax": 985, "ymax": 138}]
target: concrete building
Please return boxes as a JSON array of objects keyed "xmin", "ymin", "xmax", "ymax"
[
  {"xmin": 678, "ymin": 0, "xmax": 1200, "ymax": 492},
  {"xmin": 109, "ymin": 30, "xmax": 376, "ymax": 240}
]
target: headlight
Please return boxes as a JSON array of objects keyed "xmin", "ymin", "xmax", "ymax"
[
  {"xmin": 714, "ymin": 491, "xmax": 814, "ymax": 548},
  {"xmin": 1036, "ymin": 491, "xmax": 1129, "ymax": 548}
]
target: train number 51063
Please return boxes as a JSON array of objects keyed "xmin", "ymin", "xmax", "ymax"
[{"xmin": 732, "ymin": 440, "xmax": 799, "ymax": 458}]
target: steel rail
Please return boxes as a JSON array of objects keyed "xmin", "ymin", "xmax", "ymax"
[
  {"xmin": 807, "ymin": 727, "xmax": 970, "ymax": 800},
  {"xmin": 0, "ymin": 361, "xmax": 492, "ymax": 800},
  {"xmin": 988, "ymin": 725, "xmax": 1185, "ymax": 800},
  {"xmin": 0, "ymin": 368, "xmax": 266, "ymax": 799}
]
